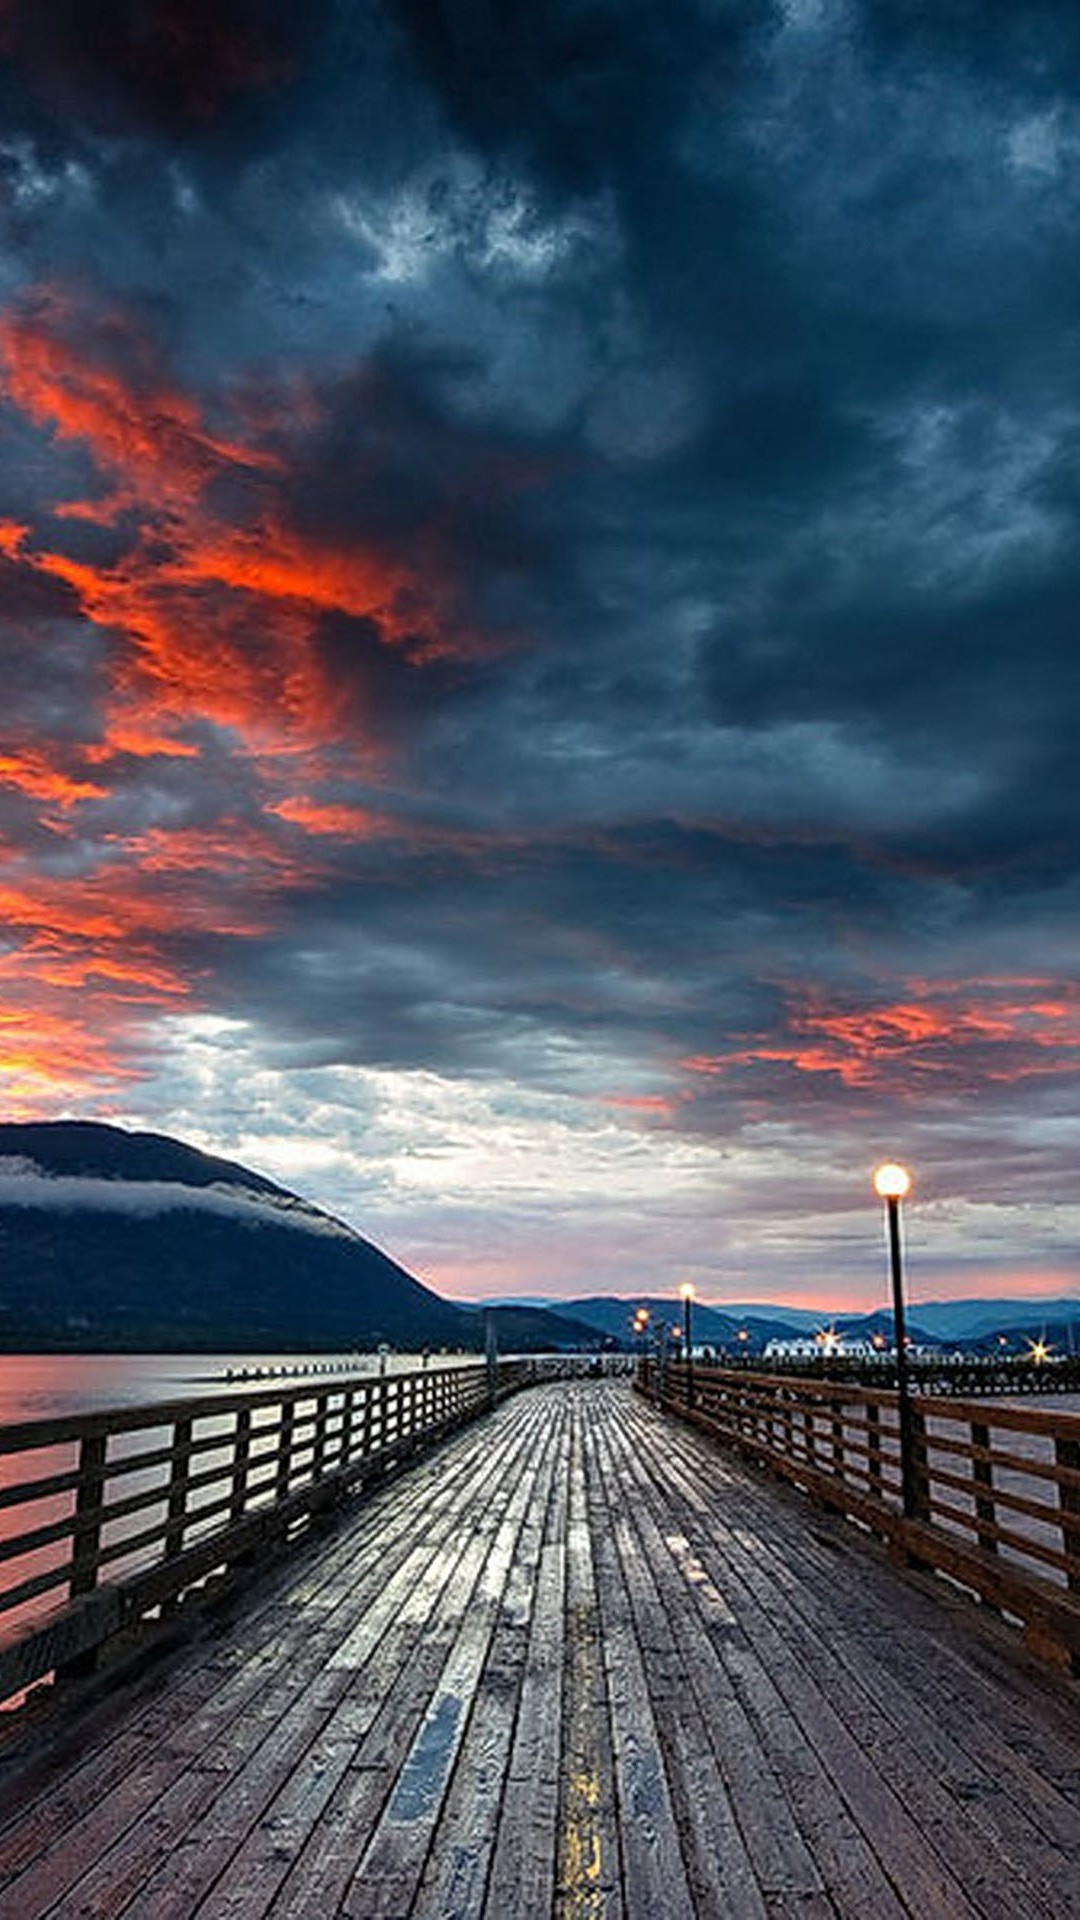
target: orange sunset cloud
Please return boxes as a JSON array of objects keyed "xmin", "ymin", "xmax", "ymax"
[
  {"xmin": 0, "ymin": 290, "xmax": 470, "ymax": 768},
  {"xmin": 683, "ymin": 979, "xmax": 1080, "ymax": 1093},
  {"xmin": 0, "ymin": 286, "xmax": 486, "ymax": 1101}
]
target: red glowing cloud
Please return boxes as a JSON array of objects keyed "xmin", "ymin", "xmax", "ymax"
[
  {"xmin": 266, "ymin": 798, "xmax": 390, "ymax": 839},
  {"xmin": 0, "ymin": 285, "xmax": 497, "ymax": 1104},
  {"xmin": 0, "ymin": 751, "xmax": 106, "ymax": 809},
  {"xmin": 0, "ymin": 1005, "xmax": 143, "ymax": 1118},
  {"xmin": 683, "ymin": 980, "xmax": 1080, "ymax": 1094},
  {"xmin": 0, "ymin": 289, "xmax": 469, "ymax": 765}
]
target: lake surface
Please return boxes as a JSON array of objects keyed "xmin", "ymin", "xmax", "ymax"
[
  {"xmin": 1, "ymin": 1356, "xmax": 1077, "ymax": 1431},
  {"xmin": 0, "ymin": 1351, "xmax": 477, "ymax": 1428}
]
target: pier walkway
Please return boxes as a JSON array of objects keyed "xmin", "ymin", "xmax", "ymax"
[{"xmin": 0, "ymin": 1380, "xmax": 1077, "ymax": 1918}]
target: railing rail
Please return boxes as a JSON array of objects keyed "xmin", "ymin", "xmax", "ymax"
[
  {"xmin": 0, "ymin": 1358, "xmax": 534, "ymax": 1709},
  {"xmin": 643, "ymin": 1359, "xmax": 1080, "ymax": 1673}
]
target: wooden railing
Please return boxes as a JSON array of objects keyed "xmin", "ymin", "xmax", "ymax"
[
  {"xmin": 643, "ymin": 1359, "xmax": 1080, "ymax": 1673},
  {"xmin": 0, "ymin": 1358, "xmax": 531, "ymax": 1710}
]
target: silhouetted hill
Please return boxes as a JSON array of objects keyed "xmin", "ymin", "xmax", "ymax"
[
  {"xmin": 0, "ymin": 1123, "xmax": 586, "ymax": 1354},
  {"xmin": 476, "ymin": 1304, "xmax": 605, "ymax": 1350}
]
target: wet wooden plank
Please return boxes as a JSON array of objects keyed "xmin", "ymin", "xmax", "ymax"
[
  {"xmin": 620, "ymin": 1394, "xmax": 1079, "ymax": 1920},
  {"xmin": 125, "ymin": 1396, "xmax": 555, "ymax": 1920},
  {"xmin": 0, "ymin": 1399, "xmax": 546, "ymax": 1918},
  {"xmin": 585, "ymin": 1421, "xmax": 772, "ymax": 1920},
  {"xmin": 555, "ymin": 1409, "xmax": 625, "ymax": 1920},
  {"xmin": 419, "ymin": 1392, "xmax": 567, "ymax": 1920},
  {"xmin": 336, "ymin": 1409, "xmax": 554, "ymax": 1917}
]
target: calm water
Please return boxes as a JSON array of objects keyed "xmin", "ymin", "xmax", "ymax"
[{"xmin": 0, "ymin": 1351, "xmax": 476, "ymax": 1428}]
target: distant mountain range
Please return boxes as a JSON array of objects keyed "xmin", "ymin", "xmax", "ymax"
[
  {"xmin": 522, "ymin": 1294, "xmax": 800, "ymax": 1349},
  {"xmin": 483, "ymin": 1292, "xmax": 1080, "ymax": 1350},
  {"xmin": 0, "ymin": 1122, "xmax": 594, "ymax": 1354}
]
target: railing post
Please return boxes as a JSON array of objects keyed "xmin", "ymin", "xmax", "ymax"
[
  {"xmin": 70, "ymin": 1431, "xmax": 108, "ymax": 1600},
  {"xmin": 56, "ymin": 1430, "xmax": 110, "ymax": 1681},
  {"xmin": 830, "ymin": 1395, "xmax": 844, "ymax": 1482},
  {"xmin": 485, "ymin": 1310, "xmax": 499, "ymax": 1407},
  {"xmin": 164, "ymin": 1416, "xmax": 194, "ymax": 1562},
  {"xmin": 340, "ymin": 1388, "xmax": 356, "ymax": 1469},
  {"xmin": 804, "ymin": 1402, "xmax": 818, "ymax": 1473},
  {"xmin": 312, "ymin": 1393, "xmax": 329, "ymax": 1481},
  {"xmin": 909, "ymin": 1403, "xmax": 929, "ymax": 1524},
  {"xmin": 1056, "ymin": 1433, "xmax": 1080, "ymax": 1593},
  {"xmin": 867, "ymin": 1401, "xmax": 883, "ymax": 1501},
  {"xmin": 230, "ymin": 1406, "xmax": 252, "ymax": 1524},
  {"xmin": 375, "ymin": 1379, "xmax": 389, "ymax": 1456},
  {"xmin": 971, "ymin": 1420, "xmax": 997, "ymax": 1555},
  {"xmin": 161, "ymin": 1416, "xmax": 194, "ymax": 1615},
  {"xmin": 275, "ymin": 1401, "xmax": 295, "ymax": 1506}
]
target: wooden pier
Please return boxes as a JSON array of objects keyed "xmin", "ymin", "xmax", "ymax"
[{"xmin": 0, "ymin": 1379, "xmax": 1078, "ymax": 1918}]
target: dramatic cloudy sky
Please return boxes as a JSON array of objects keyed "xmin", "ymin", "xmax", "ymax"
[{"xmin": 1, "ymin": 0, "xmax": 1079, "ymax": 1314}]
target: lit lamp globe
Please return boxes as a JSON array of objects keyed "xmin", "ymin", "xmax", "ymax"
[
  {"xmin": 872, "ymin": 1157, "xmax": 918, "ymax": 1520},
  {"xmin": 873, "ymin": 1163, "xmax": 911, "ymax": 1201}
]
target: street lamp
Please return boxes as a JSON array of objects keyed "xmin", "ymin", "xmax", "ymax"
[
  {"xmin": 679, "ymin": 1283, "xmax": 696, "ymax": 1408},
  {"xmin": 632, "ymin": 1307, "xmax": 650, "ymax": 1384},
  {"xmin": 653, "ymin": 1318, "xmax": 667, "ymax": 1404},
  {"xmin": 872, "ymin": 1162, "xmax": 918, "ymax": 1518}
]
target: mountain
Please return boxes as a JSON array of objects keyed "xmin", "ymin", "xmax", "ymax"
[
  {"xmin": 718, "ymin": 1303, "xmax": 824, "ymax": 1332},
  {"xmin": 482, "ymin": 1290, "xmax": 1080, "ymax": 1350},
  {"xmin": 476, "ymin": 1303, "xmax": 605, "ymax": 1351},
  {"xmin": 0, "ymin": 1122, "xmax": 586, "ymax": 1354},
  {"xmin": 891, "ymin": 1297, "xmax": 1080, "ymax": 1341}
]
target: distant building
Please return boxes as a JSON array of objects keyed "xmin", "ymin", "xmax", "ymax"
[{"xmin": 762, "ymin": 1330, "xmax": 886, "ymax": 1362}]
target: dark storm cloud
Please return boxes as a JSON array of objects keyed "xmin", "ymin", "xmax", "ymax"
[
  {"xmin": 274, "ymin": 348, "xmax": 567, "ymax": 652},
  {"xmin": 861, "ymin": 2, "xmax": 1080, "ymax": 87},
  {"xmin": 194, "ymin": 810, "xmax": 922, "ymax": 1079},
  {"xmin": 390, "ymin": 0, "xmax": 766, "ymax": 189},
  {"xmin": 0, "ymin": 0, "xmax": 332, "ymax": 150},
  {"xmin": 2, "ymin": 0, "xmax": 1080, "ymax": 1277}
]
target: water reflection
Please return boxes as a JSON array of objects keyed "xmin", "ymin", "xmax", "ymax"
[{"xmin": 0, "ymin": 1351, "xmax": 469, "ymax": 1427}]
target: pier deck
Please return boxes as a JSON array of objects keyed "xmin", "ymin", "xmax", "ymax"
[{"xmin": 0, "ymin": 1380, "xmax": 1077, "ymax": 1918}]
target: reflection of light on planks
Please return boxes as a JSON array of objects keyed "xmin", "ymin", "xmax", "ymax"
[
  {"xmin": 663, "ymin": 1531, "xmax": 738, "ymax": 1623},
  {"xmin": 561, "ymin": 1764, "xmax": 603, "ymax": 1918}
]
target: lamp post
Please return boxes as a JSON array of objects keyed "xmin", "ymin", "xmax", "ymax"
[
  {"xmin": 679, "ymin": 1283, "xmax": 696, "ymax": 1408},
  {"xmin": 484, "ymin": 1305, "xmax": 498, "ymax": 1407},
  {"xmin": 653, "ymin": 1318, "xmax": 667, "ymax": 1405},
  {"xmin": 873, "ymin": 1162, "xmax": 918, "ymax": 1519},
  {"xmin": 632, "ymin": 1307, "xmax": 650, "ymax": 1385}
]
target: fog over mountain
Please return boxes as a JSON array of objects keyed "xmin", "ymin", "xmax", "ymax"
[{"xmin": 0, "ymin": 1123, "xmax": 590, "ymax": 1353}]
